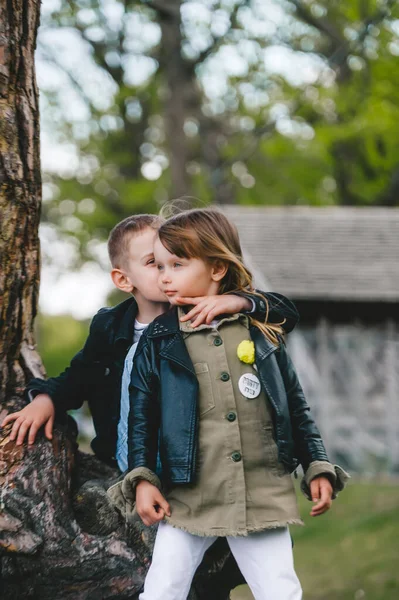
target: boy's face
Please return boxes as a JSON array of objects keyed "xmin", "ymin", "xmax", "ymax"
[
  {"xmin": 154, "ymin": 237, "xmax": 224, "ymax": 305},
  {"xmin": 113, "ymin": 227, "xmax": 168, "ymax": 303}
]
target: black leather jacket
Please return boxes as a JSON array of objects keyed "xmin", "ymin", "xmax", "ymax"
[
  {"xmin": 26, "ymin": 292, "xmax": 298, "ymax": 466},
  {"xmin": 128, "ymin": 308, "xmax": 329, "ymax": 482}
]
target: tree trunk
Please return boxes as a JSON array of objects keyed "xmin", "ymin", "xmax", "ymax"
[
  {"xmin": 0, "ymin": 0, "xmax": 42, "ymax": 403},
  {"xmin": 157, "ymin": 0, "xmax": 235, "ymax": 204},
  {"xmin": 199, "ymin": 115, "xmax": 236, "ymax": 205},
  {"xmin": 158, "ymin": 0, "xmax": 195, "ymax": 198},
  {"xmin": 0, "ymin": 2, "xmax": 239, "ymax": 598}
]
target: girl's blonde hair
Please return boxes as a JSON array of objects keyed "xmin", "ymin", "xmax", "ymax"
[{"xmin": 157, "ymin": 207, "xmax": 284, "ymax": 345}]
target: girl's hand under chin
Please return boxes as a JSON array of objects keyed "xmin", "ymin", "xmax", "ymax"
[{"xmin": 176, "ymin": 295, "xmax": 252, "ymax": 328}]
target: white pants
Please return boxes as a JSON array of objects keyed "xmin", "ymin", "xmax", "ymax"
[{"xmin": 139, "ymin": 521, "xmax": 302, "ymax": 600}]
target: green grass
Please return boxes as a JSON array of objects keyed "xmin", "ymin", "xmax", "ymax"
[{"xmin": 232, "ymin": 480, "xmax": 399, "ymax": 600}]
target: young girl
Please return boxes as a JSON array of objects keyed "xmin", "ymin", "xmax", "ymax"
[{"xmin": 109, "ymin": 208, "xmax": 348, "ymax": 600}]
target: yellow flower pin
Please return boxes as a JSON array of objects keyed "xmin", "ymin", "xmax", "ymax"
[{"xmin": 237, "ymin": 340, "xmax": 255, "ymax": 365}]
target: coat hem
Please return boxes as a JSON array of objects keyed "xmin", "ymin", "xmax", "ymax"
[{"xmin": 163, "ymin": 517, "xmax": 304, "ymax": 537}]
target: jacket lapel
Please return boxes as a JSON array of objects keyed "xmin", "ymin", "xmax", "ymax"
[
  {"xmin": 159, "ymin": 334, "xmax": 197, "ymax": 375},
  {"xmin": 250, "ymin": 325, "xmax": 278, "ymax": 363},
  {"xmin": 149, "ymin": 312, "xmax": 280, "ymax": 377},
  {"xmin": 147, "ymin": 308, "xmax": 197, "ymax": 376},
  {"xmin": 250, "ymin": 325, "xmax": 282, "ymax": 416}
]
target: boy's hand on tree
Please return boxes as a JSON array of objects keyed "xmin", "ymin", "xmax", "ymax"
[
  {"xmin": 135, "ymin": 480, "xmax": 171, "ymax": 526},
  {"xmin": 177, "ymin": 295, "xmax": 252, "ymax": 328},
  {"xmin": 309, "ymin": 476, "xmax": 333, "ymax": 517},
  {"xmin": 0, "ymin": 394, "xmax": 55, "ymax": 446}
]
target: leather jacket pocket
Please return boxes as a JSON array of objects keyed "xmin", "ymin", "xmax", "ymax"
[{"xmin": 194, "ymin": 362, "xmax": 215, "ymax": 416}]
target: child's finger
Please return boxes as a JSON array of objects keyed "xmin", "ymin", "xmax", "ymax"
[
  {"xmin": 311, "ymin": 497, "xmax": 325, "ymax": 512},
  {"xmin": 138, "ymin": 507, "xmax": 154, "ymax": 525},
  {"xmin": 16, "ymin": 420, "xmax": 31, "ymax": 445},
  {"xmin": 44, "ymin": 416, "xmax": 54, "ymax": 440},
  {"xmin": 153, "ymin": 507, "xmax": 165, "ymax": 522},
  {"xmin": 180, "ymin": 303, "xmax": 205, "ymax": 322},
  {"xmin": 191, "ymin": 308, "xmax": 211, "ymax": 328},
  {"xmin": 28, "ymin": 421, "xmax": 41, "ymax": 445},
  {"xmin": 1, "ymin": 413, "xmax": 19, "ymax": 427},
  {"xmin": 310, "ymin": 502, "xmax": 323, "ymax": 516},
  {"xmin": 310, "ymin": 488, "xmax": 332, "ymax": 516},
  {"xmin": 310, "ymin": 479, "xmax": 321, "ymax": 502},
  {"xmin": 157, "ymin": 496, "xmax": 171, "ymax": 517},
  {"xmin": 176, "ymin": 296, "xmax": 204, "ymax": 306},
  {"xmin": 185, "ymin": 308, "xmax": 204, "ymax": 324},
  {"xmin": 9, "ymin": 417, "xmax": 24, "ymax": 440},
  {"xmin": 145, "ymin": 505, "xmax": 163, "ymax": 525},
  {"xmin": 310, "ymin": 500, "xmax": 329, "ymax": 516},
  {"xmin": 316, "ymin": 485, "xmax": 332, "ymax": 513},
  {"xmin": 205, "ymin": 305, "xmax": 219, "ymax": 324}
]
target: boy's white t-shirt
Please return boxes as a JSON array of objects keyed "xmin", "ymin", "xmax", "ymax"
[{"xmin": 116, "ymin": 319, "xmax": 148, "ymax": 472}]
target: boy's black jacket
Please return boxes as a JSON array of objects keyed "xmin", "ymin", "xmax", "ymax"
[
  {"xmin": 27, "ymin": 292, "xmax": 299, "ymax": 467},
  {"xmin": 128, "ymin": 308, "xmax": 329, "ymax": 482}
]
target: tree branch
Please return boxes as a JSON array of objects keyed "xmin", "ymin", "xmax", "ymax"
[
  {"xmin": 141, "ymin": 0, "xmax": 181, "ymax": 19},
  {"xmin": 291, "ymin": 0, "xmax": 345, "ymax": 46},
  {"xmin": 192, "ymin": 0, "xmax": 250, "ymax": 66}
]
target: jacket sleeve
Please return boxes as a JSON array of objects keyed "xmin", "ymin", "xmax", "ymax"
[
  {"xmin": 233, "ymin": 291, "xmax": 299, "ymax": 333},
  {"xmin": 25, "ymin": 309, "xmax": 108, "ymax": 416},
  {"xmin": 127, "ymin": 333, "xmax": 160, "ymax": 473},
  {"xmin": 275, "ymin": 342, "xmax": 329, "ymax": 472}
]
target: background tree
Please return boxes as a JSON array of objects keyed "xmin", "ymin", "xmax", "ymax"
[
  {"xmin": 0, "ymin": 3, "xmax": 237, "ymax": 597},
  {"xmin": 35, "ymin": 0, "xmax": 399, "ymax": 271}
]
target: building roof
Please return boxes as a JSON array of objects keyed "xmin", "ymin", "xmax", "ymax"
[{"xmin": 223, "ymin": 206, "xmax": 399, "ymax": 302}]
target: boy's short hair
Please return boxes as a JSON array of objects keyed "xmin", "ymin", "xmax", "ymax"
[{"xmin": 108, "ymin": 214, "xmax": 163, "ymax": 268}]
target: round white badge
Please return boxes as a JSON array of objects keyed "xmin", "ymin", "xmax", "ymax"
[{"xmin": 238, "ymin": 373, "xmax": 261, "ymax": 399}]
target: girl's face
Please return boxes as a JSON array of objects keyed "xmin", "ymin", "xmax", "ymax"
[{"xmin": 154, "ymin": 237, "xmax": 225, "ymax": 304}]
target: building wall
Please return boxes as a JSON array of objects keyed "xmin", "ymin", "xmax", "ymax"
[{"xmin": 287, "ymin": 319, "xmax": 399, "ymax": 475}]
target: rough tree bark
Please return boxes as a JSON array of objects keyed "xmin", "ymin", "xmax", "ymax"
[{"xmin": 0, "ymin": 2, "xmax": 239, "ymax": 598}]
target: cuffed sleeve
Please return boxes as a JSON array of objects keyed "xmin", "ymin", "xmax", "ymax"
[
  {"xmin": 232, "ymin": 291, "xmax": 299, "ymax": 333},
  {"xmin": 27, "ymin": 389, "xmax": 40, "ymax": 402},
  {"xmin": 107, "ymin": 467, "xmax": 161, "ymax": 519},
  {"xmin": 301, "ymin": 460, "xmax": 350, "ymax": 500}
]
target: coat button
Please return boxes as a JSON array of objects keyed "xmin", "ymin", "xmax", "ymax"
[
  {"xmin": 226, "ymin": 412, "xmax": 236, "ymax": 422},
  {"xmin": 213, "ymin": 337, "xmax": 223, "ymax": 346},
  {"xmin": 220, "ymin": 372, "xmax": 230, "ymax": 382},
  {"xmin": 231, "ymin": 451, "xmax": 242, "ymax": 462}
]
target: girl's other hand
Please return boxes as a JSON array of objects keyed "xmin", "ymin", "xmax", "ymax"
[
  {"xmin": 136, "ymin": 480, "xmax": 171, "ymax": 526},
  {"xmin": 309, "ymin": 476, "xmax": 333, "ymax": 517},
  {"xmin": 177, "ymin": 294, "xmax": 251, "ymax": 328}
]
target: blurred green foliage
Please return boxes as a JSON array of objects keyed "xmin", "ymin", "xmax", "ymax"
[
  {"xmin": 37, "ymin": 0, "xmax": 399, "ymax": 269},
  {"xmin": 36, "ymin": 314, "xmax": 94, "ymax": 452},
  {"xmin": 233, "ymin": 480, "xmax": 399, "ymax": 600},
  {"xmin": 36, "ymin": 314, "xmax": 89, "ymax": 378}
]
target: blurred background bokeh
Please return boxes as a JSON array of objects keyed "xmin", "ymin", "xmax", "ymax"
[{"xmin": 35, "ymin": 1, "xmax": 399, "ymax": 598}]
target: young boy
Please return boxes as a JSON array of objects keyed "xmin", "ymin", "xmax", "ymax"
[{"xmin": 1, "ymin": 214, "xmax": 299, "ymax": 470}]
